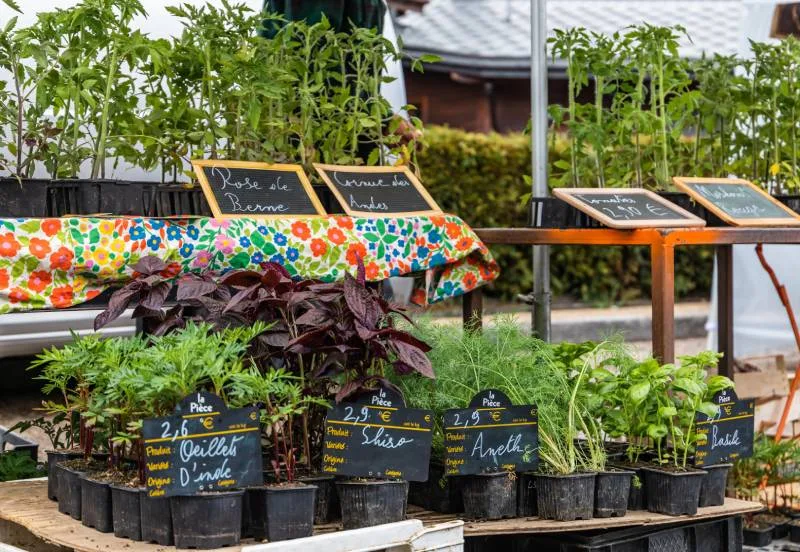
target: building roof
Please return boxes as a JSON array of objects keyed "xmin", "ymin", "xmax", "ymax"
[{"xmin": 397, "ymin": 0, "xmax": 746, "ymax": 78}]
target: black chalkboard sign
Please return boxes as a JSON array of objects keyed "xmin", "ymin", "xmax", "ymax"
[
  {"xmin": 694, "ymin": 389, "xmax": 755, "ymax": 467},
  {"xmin": 192, "ymin": 160, "xmax": 325, "ymax": 218},
  {"xmin": 321, "ymin": 387, "xmax": 433, "ymax": 481},
  {"xmin": 675, "ymin": 177, "xmax": 800, "ymax": 226},
  {"xmin": 142, "ymin": 392, "xmax": 263, "ymax": 497},
  {"xmin": 443, "ymin": 389, "xmax": 538, "ymax": 476},
  {"xmin": 314, "ymin": 164, "xmax": 441, "ymax": 216},
  {"xmin": 553, "ymin": 188, "xmax": 706, "ymax": 229}
]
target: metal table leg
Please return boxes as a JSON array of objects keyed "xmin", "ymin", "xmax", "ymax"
[
  {"xmin": 462, "ymin": 288, "xmax": 483, "ymax": 333},
  {"xmin": 716, "ymin": 245, "xmax": 734, "ymax": 379},
  {"xmin": 651, "ymin": 241, "xmax": 676, "ymax": 363}
]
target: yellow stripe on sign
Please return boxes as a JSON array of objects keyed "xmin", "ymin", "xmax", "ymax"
[
  {"xmin": 444, "ymin": 421, "xmax": 537, "ymax": 431},
  {"xmin": 182, "ymin": 412, "xmax": 221, "ymax": 419},
  {"xmin": 144, "ymin": 427, "xmax": 259, "ymax": 444},
  {"xmin": 326, "ymin": 420, "xmax": 431, "ymax": 432},
  {"xmin": 696, "ymin": 414, "xmax": 754, "ymax": 426},
  {"xmin": 364, "ymin": 405, "xmax": 398, "ymax": 411}
]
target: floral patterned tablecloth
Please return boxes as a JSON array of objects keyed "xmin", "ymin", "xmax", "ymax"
[{"xmin": 0, "ymin": 214, "xmax": 499, "ymax": 313}]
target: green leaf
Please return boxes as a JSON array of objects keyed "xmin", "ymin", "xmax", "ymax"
[
  {"xmin": 89, "ymin": 229, "xmax": 100, "ymax": 244},
  {"xmin": 262, "ymin": 242, "xmax": 277, "ymax": 256},
  {"xmin": 697, "ymin": 402, "xmax": 719, "ymax": 419},
  {"xmin": 250, "ymin": 231, "xmax": 265, "ymax": 249},
  {"xmin": 647, "ymin": 424, "xmax": 668, "ymax": 440},
  {"xmin": 229, "ymin": 252, "xmax": 250, "ymax": 269},
  {"xmin": 363, "ymin": 233, "xmax": 380, "ymax": 242},
  {"xmin": 18, "ymin": 220, "xmax": 40, "ymax": 233},
  {"xmin": 658, "ymin": 405, "xmax": 677, "ymax": 417},
  {"xmin": 11, "ymin": 258, "xmax": 25, "ymax": 279},
  {"xmin": 1, "ymin": 0, "xmax": 21, "ymax": 14},
  {"xmin": 629, "ymin": 381, "xmax": 651, "ymax": 405},
  {"xmin": 25, "ymin": 256, "xmax": 39, "ymax": 273}
]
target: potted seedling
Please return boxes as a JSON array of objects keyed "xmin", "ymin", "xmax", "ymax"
[
  {"xmin": 0, "ymin": 6, "xmax": 56, "ymax": 217},
  {"xmin": 31, "ymin": 334, "xmax": 112, "ymax": 520},
  {"xmin": 230, "ymin": 367, "xmax": 324, "ymax": 542},
  {"xmin": 564, "ymin": 341, "xmax": 635, "ymax": 519},
  {"xmin": 641, "ymin": 354, "xmax": 733, "ymax": 516},
  {"xmin": 744, "ymin": 514, "xmax": 775, "ymax": 547}
]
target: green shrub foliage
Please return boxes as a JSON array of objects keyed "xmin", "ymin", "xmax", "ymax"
[{"xmin": 418, "ymin": 126, "xmax": 713, "ymax": 302}]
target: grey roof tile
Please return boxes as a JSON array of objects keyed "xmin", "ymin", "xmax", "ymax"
[{"xmin": 398, "ymin": 0, "xmax": 745, "ymax": 72}]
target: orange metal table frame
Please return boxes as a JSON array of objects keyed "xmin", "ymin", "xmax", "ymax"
[{"xmin": 464, "ymin": 227, "xmax": 800, "ymax": 379}]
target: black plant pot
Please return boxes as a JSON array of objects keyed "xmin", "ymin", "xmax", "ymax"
[
  {"xmin": 170, "ymin": 491, "xmax": 243, "ymax": 549},
  {"xmin": 743, "ymin": 525, "xmax": 774, "ymax": 547},
  {"xmin": 80, "ymin": 476, "xmax": 113, "ymax": 532},
  {"xmin": 610, "ymin": 462, "xmax": 647, "ymax": 511},
  {"xmin": 241, "ymin": 487, "xmax": 254, "ymax": 539},
  {"xmin": 530, "ymin": 197, "xmax": 598, "ymax": 228},
  {"xmin": 790, "ymin": 520, "xmax": 800, "ymax": 542},
  {"xmin": 461, "ymin": 472, "xmax": 517, "ymax": 520},
  {"xmin": 111, "ymin": 486, "xmax": 142, "ymax": 541},
  {"xmin": 517, "ymin": 472, "xmax": 538, "ymax": 518},
  {"xmin": 408, "ymin": 463, "xmax": 464, "ymax": 514},
  {"xmin": 336, "ymin": 480, "xmax": 409, "ymax": 530},
  {"xmin": 298, "ymin": 474, "xmax": 337, "ymax": 524},
  {"xmin": 46, "ymin": 450, "xmax": 82, "ymax": 501},
  {"xmin": 642, "ymin": 467, "xmax": 706, "ymax": 516},
  {"xmin": 57, "ymin": 466, "xmax": 85, "ymax": 519},
  {"xmin": 594, "ymin": 470, "xmax": 633, "ymax": 518},
  {"xmin": 249, "ymin": 484, "xmax": 317, "ymax": 542},
  {"xmin": 535, "ymin": 473, "xmax": 596, "ymax": 521},
  {"xmin": 0, "ymin": 178, "xmax": 49, "ymax": 217},
  {"xmin": 140, "ymin": 493, "xmax": 173, "ymax": 546},
  {"xmin": 698, "ymin": 463, "xmax": 731, "ymax": 508}
]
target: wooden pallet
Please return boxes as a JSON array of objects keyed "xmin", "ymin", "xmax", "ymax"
[{"xmin": 0, "ymin": 479, "xmax": 764, "ymax": 551}]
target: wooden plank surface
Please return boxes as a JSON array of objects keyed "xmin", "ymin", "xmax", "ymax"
[{"xmin": 0, "ymin": 479, "xmax": 764, "ymax": 551}]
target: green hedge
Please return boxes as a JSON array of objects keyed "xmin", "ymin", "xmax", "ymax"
[{"xmin": 417, "ymin": 126, "xmax": 713, "ymax": 303}]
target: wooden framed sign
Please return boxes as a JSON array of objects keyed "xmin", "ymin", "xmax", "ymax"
[
  {"xmin": 314, "ymin": 164, "xmax": 441, "ymax": 217},
  {"xmin": 192, "ymin": 160, "xmax": 325, "ymax": 219},
  {"xmin": 553, "ymin": 188, "xmax": 706, "ymax": 229},
  {"xmin": 674, "ymin": 177, "xmax": 800, "ymax": 226},
  {"xmin": 443, "ymin": 389, "xmax": 538, "ymax": 476},
  {"xmin": 142, "ymin": 392, "xmax": 263, "ymax": 498}
]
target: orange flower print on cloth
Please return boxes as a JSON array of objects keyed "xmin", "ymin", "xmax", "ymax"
[
  {"xmin": 50, "ymin": 247, "xmax": 74, "ymax": 271},
  {"xmin": 27, "ymin": 271, "xmax": 52, "ymax": 293},
  {"xmin": 0, "ymin": 233, "xmax": 20, "ymax": 257},
  {"xmin": 310, "ymin": 239, "xmax": 327, "ymax": 257},
  {"xmin": 291, "ymin": 221, "xmax": 311, "ymax": 240},
  {"xmin": 51, "ymin": 286, "xmax": 74, "ymax": 308},
  {"xmin": 29, "ymin": 238, "xmax": 51, "ymax": 259},
  {"xmin": 41, "ymin": 219, "xmax": 61, "ymax": 237},
  {"xmin": 0, "ymin": 214, "xmax": 499, "ymax": 313}
]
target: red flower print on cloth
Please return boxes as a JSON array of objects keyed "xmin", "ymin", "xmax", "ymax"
[
  {"xmin": 27, "ymin": 271, "xmax": 52, "ymax": 293},
  {"xmin": 291, "ymin": 221, "xmax": 311, "ymax": 240},
  {"xmin": 430, "ymin": 215, "xmax": 446, "ymax": 226},
  {"xmin": 310, "ymin": 239, "xmax": 327, "ymax": 257},
  {"xmin": 160, "ymin": 262, "xmax": 181, "ymax": 278},
  {"xmin": 461, "ymin": 272, "xmax": 478, "ymax": 290},
  {"xmin": 86, "ymin": 290, "xmax": 101, "ymax": 300},
  {"xmin": 0, "ymin": 269, "xmax": 7, "ymax": 289},
  {"xmin": 50, "ymin": 247, "xmax": 74, "ymax": 271},
  {"xmin": 462, "ymin": 272, "xmax": 478, "ymax": 290},
  {"xmin": 365, "ymin": 262, "xmax": 380, "ymax": 280},
  {"xmin": 51, "ymin": 286, "xmax": 74, "ymax": 308},
  {"xmin": 346, "ymin": 243, "xmax": 367, "ymax": 265},
  {"xmin": 29, "ymin": 238, "xmax": 51, "ymax": 259},
  {"xmin": 9, "ymin": 287, "xmax": 30, "ymax": 304},
  {"xmin": 455, "ymin": 236, "xmax": 473, "ymax": 251},
  {"xmin": 0, "ymin": 233, "xmax": 20, "ymax": 257},
  {"xmin": 41, "ymin": 219, "xmax": 62, "ymax": 237},
  {"xmin": 327, "ymin": 227, "xmax": 346, "ymax": 245},
  {"xmin": 336, "ymin": 217, "xmax": 354, "ymax": 230}
]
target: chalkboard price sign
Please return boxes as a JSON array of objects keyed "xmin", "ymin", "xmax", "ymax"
[
  {"xmin": 321, "ymin": 387, "xmax": 433, "ymax": 481},
  {"xmin": 192, "ymin": 160, "xmax": 325, "ymax": 219},
  {"xmin": 694, "ymin": 389, "xmax": 755, "ymax": 467},
  {"xmin": 314, "ymin": 164, "xmax": 442, "ymax": 216},
  {"xmin": 553, "ymin": 188, "xmax": 706, "ymax": 229},
  {"xmin": 142, "ymin": 392, "xmax": 263, "ymax": 497},
  {"xmin": 675, "ymin": 177, "xmax": 800, "ymax": 226},
  {"xmin": 443, "ymin": 389, "xmax": 538, "ymax": 476}
]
